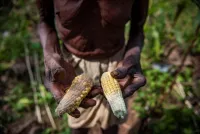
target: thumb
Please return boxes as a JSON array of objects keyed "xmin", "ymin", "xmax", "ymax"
[{"xmin": 111, "ymin": 66, "xmax": 130, "ymax": 79}]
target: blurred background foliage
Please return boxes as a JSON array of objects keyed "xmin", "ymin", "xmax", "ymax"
[{"xmin": 0, "ymin": 0, "xmax": 200, "ymax": 134}]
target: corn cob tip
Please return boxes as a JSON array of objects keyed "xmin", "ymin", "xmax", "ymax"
[
  {"xmin": 55, "ymin": 107, "xmax": 64, "ymax": 117},
  {"xmin": 114, "ymin": 110, "xmax": 126, "ymax": 119}
]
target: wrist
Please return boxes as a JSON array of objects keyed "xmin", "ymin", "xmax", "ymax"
[
  {"xmin": 43, "ymin": 47, "xmax": 61, "ymax": 57},
  {"xmin": 124, "ymin": 33, "xmax": 144, "ymax": 59},
  {"xmin": 124, "ymin": 46, "xmax": 141, "ymax": 59}
]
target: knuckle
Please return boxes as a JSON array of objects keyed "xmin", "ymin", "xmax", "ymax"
[
  {"xmin": 114, "ymin": 67, "xmax": 129, "ymax": 78},
  {"xmin": 123, "ymin": 55, "xmax": 135, "ymax": 65},
  {"xmin": 135, "ymin": 74, "xmax": 146, "ymax": 86},
  {"xmin": 125, "ymin": 87, "xmax": 134, "ymax": 97},
  {"xmin": 140, "ymin": 76, "xmax": 147, "ymax": 86},
  {"xmin": 129, "ymin": 89, "xmax": 135, "ymax": 95}
]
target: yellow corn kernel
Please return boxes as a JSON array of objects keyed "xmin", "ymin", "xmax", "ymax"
[
  {"xmin": 101, "ymin": 72, "xmax": 127, "ymax": 119},
  {"xmin": 76, "ymin": 97, "xmax": 81, "ymax": 102},
  {"xmin": 82, "ymin": 90, "xmax": 88, "ymax": 95},
  {"xmin": 75, "ymin": 101, "xmax": 79, "ymax": 106}
]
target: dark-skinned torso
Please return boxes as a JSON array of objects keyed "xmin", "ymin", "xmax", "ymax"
[{"xmin": 54, "ymin": 0, "xmax": 133, "ymax": 59}]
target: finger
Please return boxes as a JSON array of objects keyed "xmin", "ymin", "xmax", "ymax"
[
  {"xmin": 118, "ymin": 75, "xmax": 132, "ymax": 88},
  {"xmin": 111, "ymin": 66, "xmax": 129, "ymax": 79},
  {"xmin": 68, "ymin": 109, "xmax": 81, "ymax": 118},
  {"xmin": 44, "ymin": 79, "xmax": 65, "ymax": 103},
  {"xmin": 80, "ymin": 98, "xmax": 96, "ymax": 108},
  {"xmin": 123, "ymin": 74, "xmax": 146, "ymax": 98},
  {"xmin": 44, "ymin": 54, "xmax": 65, "ymax": 82},
  {"xmin": 51, "ymin": 82, "xmax": 66, "ymax": 102},
  {"xmin": 87, "ymin": 86, "xmax": 103, "ymax": 98}
]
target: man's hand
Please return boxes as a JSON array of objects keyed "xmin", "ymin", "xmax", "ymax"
[
  {"xmin": 111, "ymin": 53, "xmax": 146, "ymax": 98},
  {"xmin": 44, "ymin": 53, "xmax": 101, "ymax": 118}
]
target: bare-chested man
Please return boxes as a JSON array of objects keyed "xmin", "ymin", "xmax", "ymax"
[{"xmin": 36, "ymin": 0, "xmax": 148, "ymax": 133}]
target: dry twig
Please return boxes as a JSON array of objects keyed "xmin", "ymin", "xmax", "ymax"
[
  {"xmin": 24, "ymin": 43, "xmax": 42, "ymax": 123},
  {"xmin": 34, "ymin": 52, "xmax": 57, "ymax": 130}
]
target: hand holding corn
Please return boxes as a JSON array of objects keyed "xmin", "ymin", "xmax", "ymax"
[
  {"xmin": 101, "ymin": 53, "xmax": 146, "ymax": 118},
  {"xmin": 111, "ymin": 54, "xmax": 146, "ymax": 98},
  {"xmin": 55, "ymin": 74, "xmax": 92, "ymax": 116},
  {"xmin": 55, "ymin": 74, "xmax": 102, "ymax": 117}
]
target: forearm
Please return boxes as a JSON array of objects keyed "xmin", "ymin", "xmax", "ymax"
[
  {"xmin": 36, "ymin": 0, "xmax": 60, "ymax": 56},
  {"xmin": 124, "ymin": 30, "xmax": 144, "ymax": 58},
  {"xmin": 124, "ymin": 0, "xmax": 148, "ymax": 59},
  {"xmin": 38, "ymin": 21, "xmax": 61, "ymax": 55}
]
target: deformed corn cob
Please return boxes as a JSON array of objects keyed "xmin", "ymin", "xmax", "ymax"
[
  {"xmin": 101, "ymin": 72, "xmax": 127, "ymax": 119},
  {"xmin": 55, "ymin": 74, "xmax": 93, "ymax": 116}
]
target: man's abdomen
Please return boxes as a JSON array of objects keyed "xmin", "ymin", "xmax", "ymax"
[{"xmin": 55, "ymin": 0, "xmax": 133, "ymax": 59}]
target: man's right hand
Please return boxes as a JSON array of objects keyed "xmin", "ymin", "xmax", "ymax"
[{"xmin": 44, "ymin": 53, "xmax": 102, "ymax": 118}]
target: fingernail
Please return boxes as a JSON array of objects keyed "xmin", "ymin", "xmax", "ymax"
[{"xmin": 111, "ymin": 70, "xmax": 119, "ymax": 77}]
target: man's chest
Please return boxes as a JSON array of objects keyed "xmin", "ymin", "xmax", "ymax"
[{"xmin": 54, "ymin": 0, "xmax": 133, "ymax": 27}]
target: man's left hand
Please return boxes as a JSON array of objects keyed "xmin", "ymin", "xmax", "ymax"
[{"xmin": 111, "ymin": 53, "xmax": 146, "ymax": 98}]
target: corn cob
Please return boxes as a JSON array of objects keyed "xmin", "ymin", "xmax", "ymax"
[
  {"xmin": 55, "ymin": 74, "xmax": 93, "ymax": 116},
  {"xmin": 101, "ymin": 72, "xmax": 127, "ymax": 119}
]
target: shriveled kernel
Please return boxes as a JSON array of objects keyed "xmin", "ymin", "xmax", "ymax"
[
  {"xmin": 76, "ymin": 97, "xmax": 81, "ymax": 102},
  {"xmin": 77, "ymin": 100, "xmax": 81, "ymax": 105},
  {"xmin": 83, "ymin": 82, "xmax": 88, "ymax": 86},
  {"xmin": 69, "ymin": 107, "xmax": 74, "ymax": 112},
  {"xmin": 82, "ymin": 90, "xmax": 87, "ymax": 95},
  {"xmin": 85, "ymin": 87, "xmax": 90, "ymax": 91},
  {"xmin": 80, "ymin": 94, "xmax": 84, "ymax": 98},
  {"xmin": 71, "ymin": 107, "xmax": 75, "ymax": 111},
  {"xmin": 75, "ymin": 101, "xmax": 79, "ymax": 106}
]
